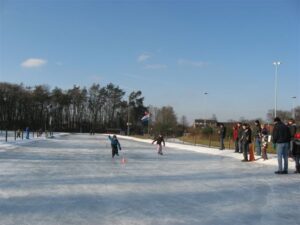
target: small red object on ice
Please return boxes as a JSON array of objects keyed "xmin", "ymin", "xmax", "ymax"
[{"xmin": 121, "ymin": 157, "xmax": 127, "ymax": 164}]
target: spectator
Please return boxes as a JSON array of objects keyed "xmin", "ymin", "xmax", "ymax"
[
  {"xmin": 218, "ymin": 123, "xmax": 226, "ymax": 150},
  {"xmin": 241, "ymin": 123, "xmax": 252, "ymax": 162},
  {"xmin": 272, "ymin": 117, "xmax": 291, "ymax": 174},
  {"xmin": 287, "ymin": 119, "xmax": 297, "ymax": 156},
  {"xmin": 292, "ymin": 133, "xmax": 300, "ymax": 173},
  {"xmin": 233, "ymin": 124, "xmax": 239, "ymax": 153},
  {"xmin": 261, "ymin": 124, "xmax": 269, "ymax": 160},
  {"xmin": 253, "ymin": 120, "xmax": 262, "ymax": 156},
  {"xmin": 237, "ymin": 122, "xmax": 243, "ymax": 153}
]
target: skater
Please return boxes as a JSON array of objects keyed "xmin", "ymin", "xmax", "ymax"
[
  {"xmin": 25, "ymin": 127, "xmax": 30, "ymax": 139},
  {"xmin": 108, "ymin": 135, "xmax": 122, "ymax": 158},
  {"xmin": 16, "ymin": 129, "xmax": 21, "ymax": 138},
  {"xmin": 261, "ymin": 124, "xmax": 269, "ymax": 160},
  {"xmin": 272, "ymin": 117, "xmax": 291, "ymax": 174},
  {"xmin": 152, "ymin": 134, "xmax": 165, "ymax": 155}
]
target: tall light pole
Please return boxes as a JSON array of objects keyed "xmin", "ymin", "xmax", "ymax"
[
  {"xmin": 127, "ymin": 96, "xmax": 131, "ymax": 136},
  {"xmin": 204, "ymin": 92, "xmax": 208, "ymax": 127},
  {"xmin": 273, "ymin": 61, "xmax": 281, "ymax": 118},
  {"xmin": 291, "ymin": 96, "xmax": 297, "ymax": 119}
]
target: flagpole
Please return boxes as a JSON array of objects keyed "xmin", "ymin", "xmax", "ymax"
[{"xmin": 148, "ymin": 113, "xmax": 150, "ymax": 136}]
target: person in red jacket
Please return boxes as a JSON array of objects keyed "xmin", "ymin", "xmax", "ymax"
[
  {"xmin": 292, "ymin": 133, "xmax": 300, "ymax": 173},
  {"xmin": 233, "ymin": 124, "xmax": 239, "ymax": 153}
]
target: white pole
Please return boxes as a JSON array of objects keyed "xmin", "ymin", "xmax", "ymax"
[
  {"xmin": 204, "ymin": 92, "xmax": 208, "ymax": 126},
  {"xmin": 292, "ymin": 96, "xmax": 296, "ymax": 119},
  {"xmin": 273, "ymin": 61, "xmax": 281, "ymax": 118}
]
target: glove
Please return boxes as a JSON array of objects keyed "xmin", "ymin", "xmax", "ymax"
[{"xmin": 119, "ymin": 148, "xmax": 122, "ymax": 151}]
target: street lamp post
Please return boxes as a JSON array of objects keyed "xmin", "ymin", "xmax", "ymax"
[
  {"xmin": 291, "ymin": 96, "xmax": 297, "ymax": 119},
  {"xmin": 127, "ymin": 96, "xmax": 131, "ymax": 136},
  {"xmin": 3, "ymin": 97, "xmax": 7, "ymax": 142},
  {"xmin": 204, "ymin": 92, "xmax": 208, "ymax": 127},
  {"xmin": 273, "ymin": 61, "xmax": 281, "ymax": 118}
]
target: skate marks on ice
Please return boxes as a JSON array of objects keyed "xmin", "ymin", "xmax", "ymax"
[{"xmin": 0, "ymin": 134, "xmax": 299, "ymax": 225}]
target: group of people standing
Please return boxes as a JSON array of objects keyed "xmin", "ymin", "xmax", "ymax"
[
  {"xmin": 230, "ymin": 117, "xmax": 299, "ymax": 174},
  {"xmin": 232, "ymin": 121, "xmax": 269, "ymax": 161},
  {"xmin": 108, "ymin": 118, "xmax": 299, "ymax": 175}
]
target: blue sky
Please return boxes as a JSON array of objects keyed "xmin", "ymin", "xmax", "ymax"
[{"xmin": 0, "ymin": 0, "xmax": 299, "ymax": 123}]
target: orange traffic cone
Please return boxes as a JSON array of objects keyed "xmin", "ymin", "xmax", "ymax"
[
  {"xmin": 121, "ymin": 157, "xmax": 127, "ymax": 164},
  {"xmin": 249, "ymin": 144, "xmax": 255, "ymax": 161}
]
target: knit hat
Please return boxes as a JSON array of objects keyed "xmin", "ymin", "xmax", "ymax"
[{"xmin": 273, "ymin": 117, "xmax": 281, "ymax": 122}]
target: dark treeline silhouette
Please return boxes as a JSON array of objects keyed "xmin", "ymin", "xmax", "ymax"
[{"xmin": 0, "ymin": 82, "xmax": 147, "ymax": 133}]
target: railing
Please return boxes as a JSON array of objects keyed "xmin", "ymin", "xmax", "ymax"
[{"xmin": 0, "ymin": 130, "xmax": 55, "ymax": 142}]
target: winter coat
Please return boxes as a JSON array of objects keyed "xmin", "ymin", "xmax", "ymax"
[
  {"xmin": 233, "ymin": 127, "xmax": 238, "ymax": 141},
  {"xmin": 253, "ymin": 125, "xmax": 262, "ymax": 138},
  {"xmin": 237, "ymin": 127, "xmax": 243, "ymax": 140},
  {"xmin": 153, "ymin": 136, "xmax": 165, "ymax": 145},
  {"xmin": 288, "ymin": 124, "xmax": 297, "ymax": 140},
  {"xmin": 219, "ymin": 126, "xmax": 226, "ymax": 139},
  {"xmin": 108, "ymin": 136, "xmax": 121, "ymax": 150},
  {"xmin": 241, "ymin": 128, "xmax": 252, "ymax": 144},
  {"xmin": 292, "ymin": 140, "xmax": 300, "ymax": 156},
  {"xmin": 272, "ymin": 122, "xmax": 291, "ymax": 144}
]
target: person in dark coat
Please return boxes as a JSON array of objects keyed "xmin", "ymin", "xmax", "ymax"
[
  {"xmin": 108, "ymin": 135, "xmax": 122, "ymax": 158},
  {"xmin": 272, "ymin": 117, "xmax": 291, "ymax": 174},
  {"xmin": 218, "ymin": 123, "xmax": 226, "ymax": 150},
  {"xmin": 253, "ymin": 120, "xmax": 262, "ymax": 156},
  {"xmin": 25, "ymin": 127, "xmax": 30, "ymax": 139},
  {"xmin": 261, "ymin": 124, "xmax": 269, "ymax": 160},
  {"xmin": 237, "ymin": 122, "xmax": 243, "ymax": 153},
  {"xmin": 292, "ymin": 133, "xmax": 300, "ymax": 173},
  {"xmin": 152, "ymin": 134, "xmax": 165, "ymax": 155},
  {"xmin": 288, "ymin": 119, "xmax": 297, "ymax": 156},
  {"xmin": 241, "ymin": 123, "xmax": 252, "ymax": 162}
]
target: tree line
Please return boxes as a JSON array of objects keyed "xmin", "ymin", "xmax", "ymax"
[
  {"xmin": 0, "ymin": 82, "xmax": 183, "ymax": 136},
  {"xmin": 0, "ymin": 82, "xmax": 149, "ymax": 133},
  {"xmin": 1, "ymin": 81, "xmax": 297, "ymax": 137}
]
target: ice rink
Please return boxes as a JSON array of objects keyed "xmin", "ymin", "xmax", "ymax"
[{"xmin": 0, "ymin": 134, "xmax": 299, "ymax": 225}]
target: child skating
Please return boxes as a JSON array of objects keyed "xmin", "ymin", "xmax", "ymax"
[
  {"xmin": 152, "ymin": 134, "xmax": 165, "ymax": 155},
  {"xmin": 108, "ymin": 135, "xmax": 122, "ymax": 158}
]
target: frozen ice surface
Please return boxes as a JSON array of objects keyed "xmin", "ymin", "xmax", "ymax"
[{"xmin": 0, "ymin": 134, "xmax": 299, "ymax": 225}]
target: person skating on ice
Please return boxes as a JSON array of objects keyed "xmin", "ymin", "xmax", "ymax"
[
  {"xmin": 108, "ymin": 135, "xmax": 121, "ymax": 158},
  {"xmin": 152, "ymin": 134, "xmax": 165, "ymax": 155}
]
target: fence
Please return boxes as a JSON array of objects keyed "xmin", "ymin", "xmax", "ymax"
[{"xmin": 0, "ymin": 130, "xmax": 55, "ymax": 142}]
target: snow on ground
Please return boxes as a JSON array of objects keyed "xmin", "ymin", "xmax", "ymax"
[{"xmin": 0, "ymin": 134, "xmax": 299, "ymax": 225}]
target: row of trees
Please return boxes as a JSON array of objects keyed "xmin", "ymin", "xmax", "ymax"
[
  {"xmin": 0, "ymin": 82, "xmax": 184, "ymax": 136},
  {"xmin": 0, "ymin": 82, "xmax": 148, "ymax": 133},
  {"xmin": 1, "ymin": 81, "xmax": 298, "ymax": 137}
]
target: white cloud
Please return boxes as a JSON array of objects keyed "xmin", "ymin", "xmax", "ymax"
[
  {"xmin": 137, "ymin": 53, "xmax": 151, "ymax": 63},
  {"xmin": 177, "ymin": 59, "xmax": 208, "ymax": 68},
  {"xmin": 21, "ymin": 58, "xmax": 47, "ymax": 68},
  {"xmin": 145, "ymin": 64, "xmax": 167, "ymax": 69}
]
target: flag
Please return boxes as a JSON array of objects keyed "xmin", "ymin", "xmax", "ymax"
[{"xmin": 141, "ymin": 112, "xmax": 150, "ymax": 124}]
